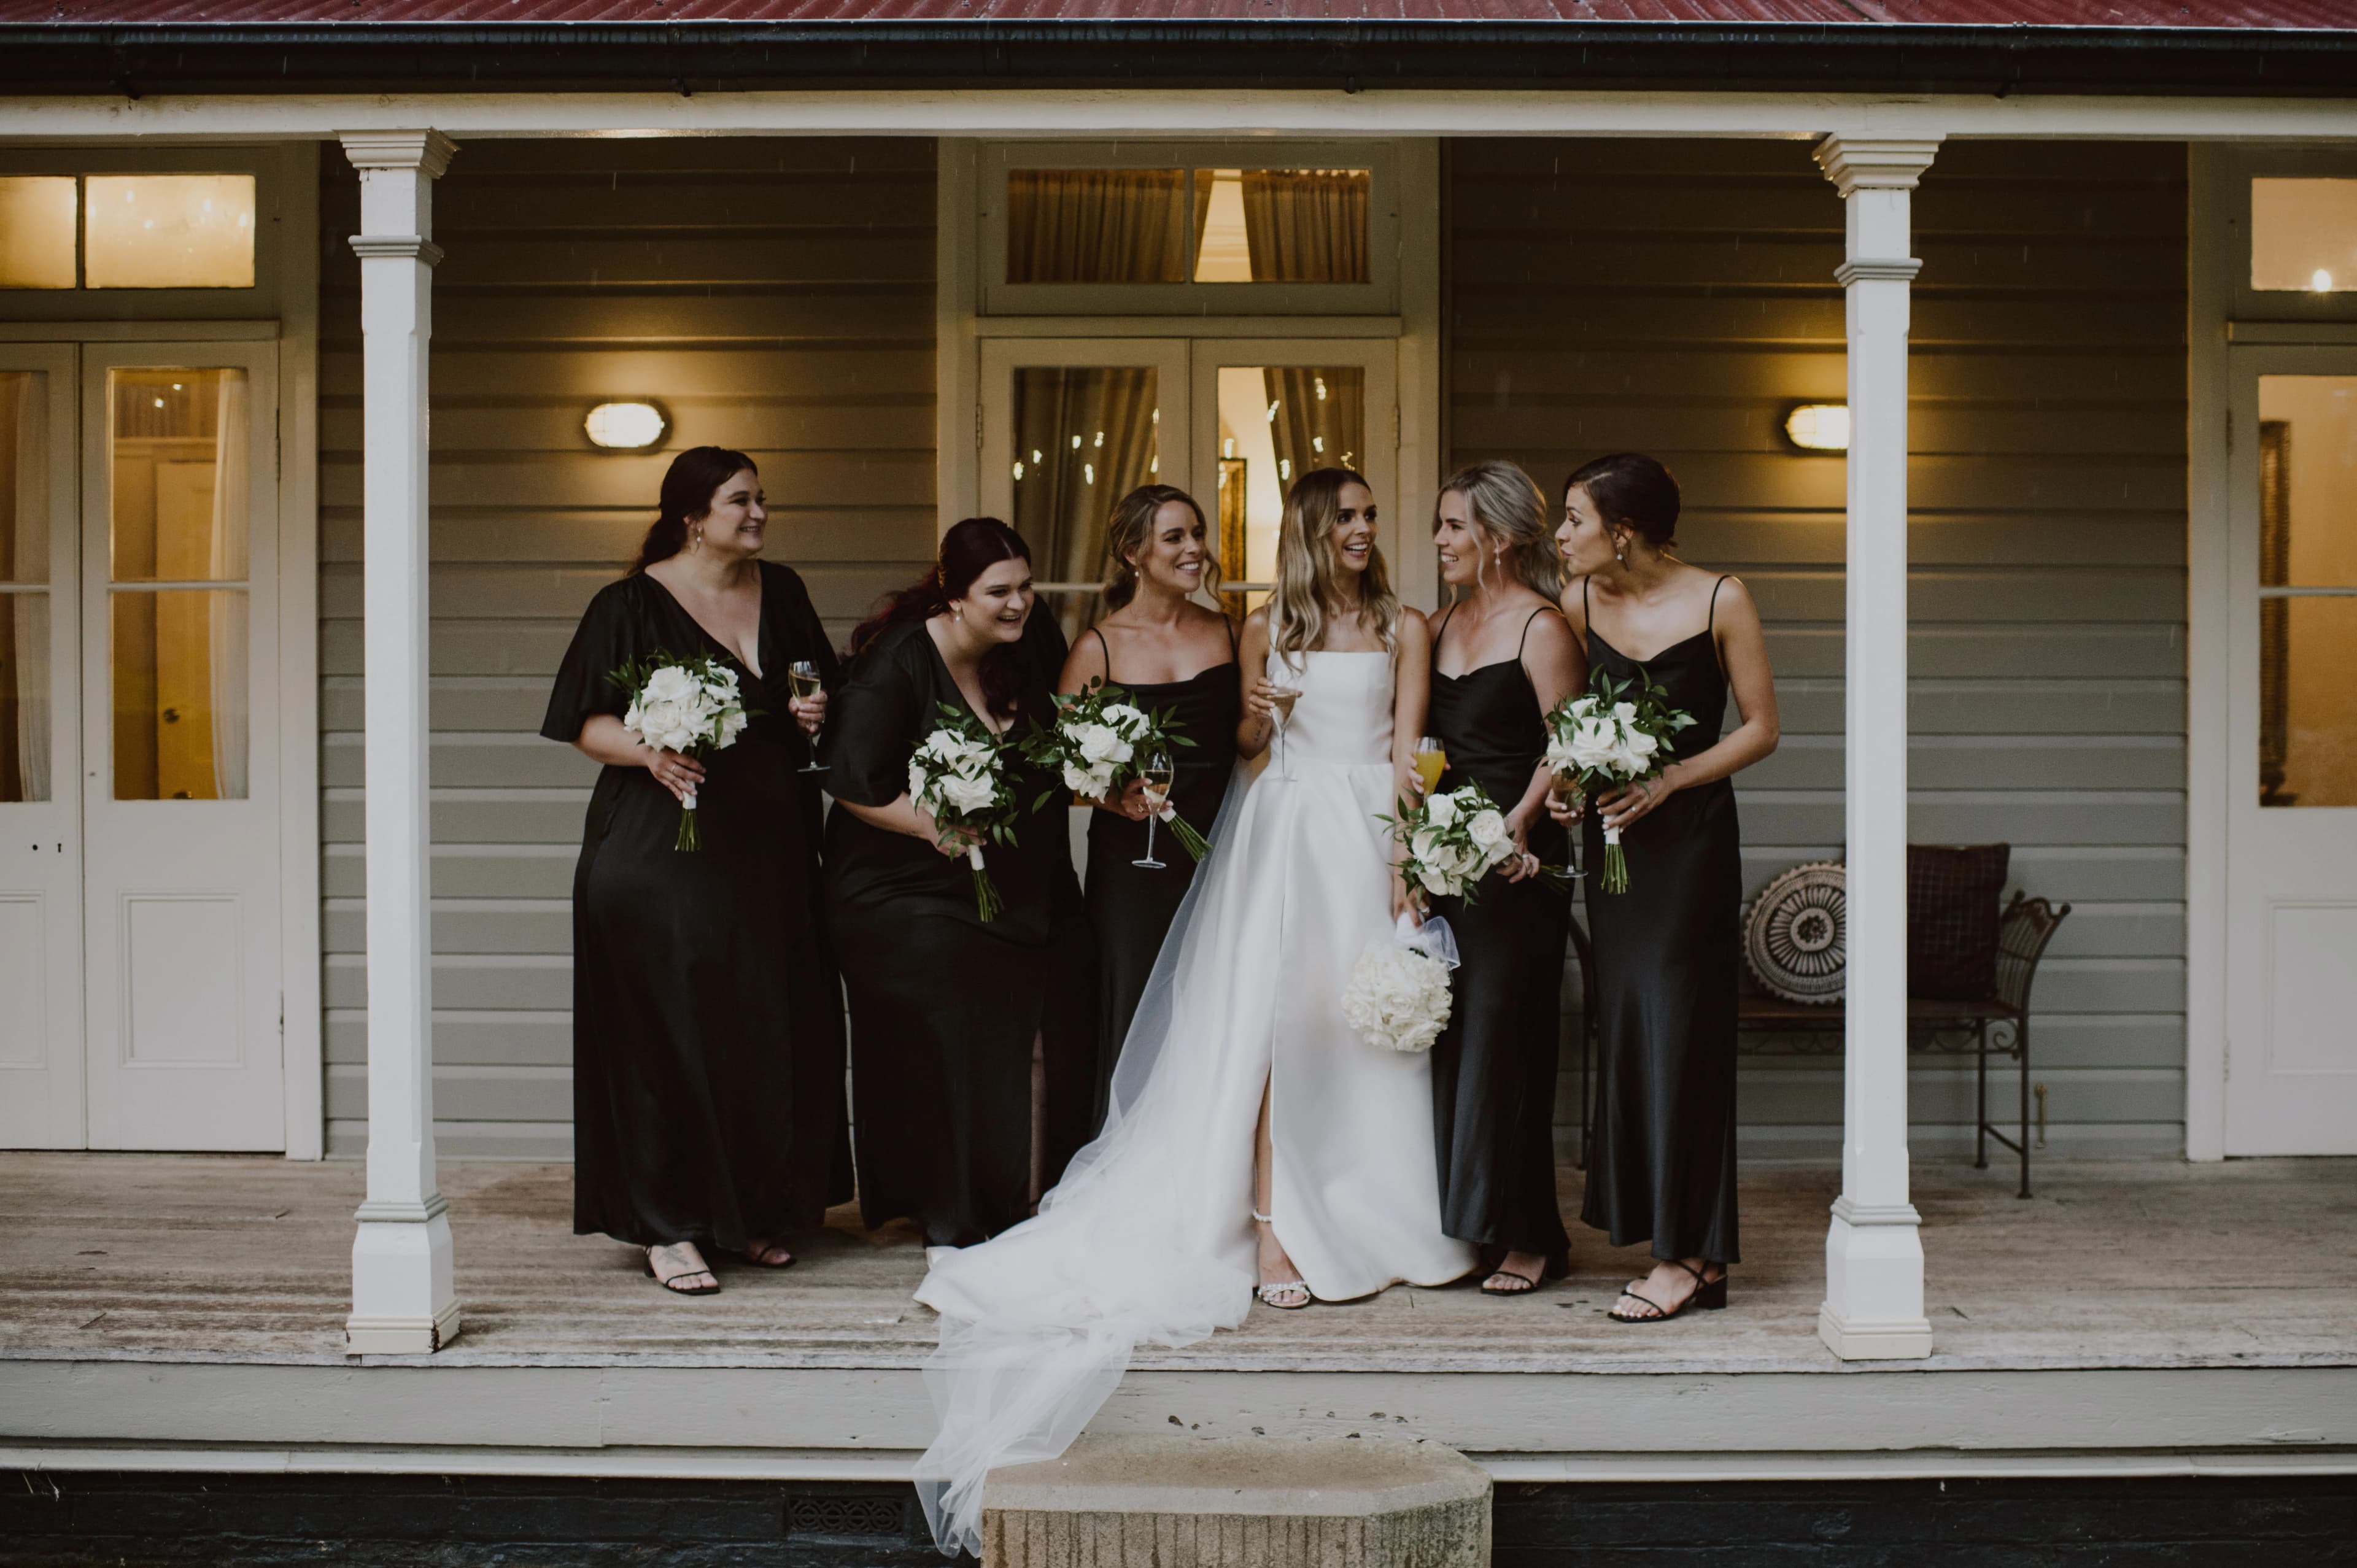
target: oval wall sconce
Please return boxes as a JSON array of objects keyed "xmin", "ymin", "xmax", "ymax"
[
  {"xmin": 1783, "ymin": 403, "xmax": 1850, "ymax": 454},
  {"xmin": 584, "ymin": 401, "xmax": 668, "ymax": 450}
]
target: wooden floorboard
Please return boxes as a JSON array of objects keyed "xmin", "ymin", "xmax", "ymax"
[{"xmin": 1, "ymin": 1154, "xmax": 2351, "ymax": 1374}]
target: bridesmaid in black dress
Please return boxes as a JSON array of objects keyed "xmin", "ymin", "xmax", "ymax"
[
  {"xmin": 822, "ymin": 518, "xmax": 1099, "ymax": 1247},
  {"xmin": 542, "ymin": 446, "xmax": 848, "ymax": 1296},
  {"xmin": 1058, "ymin": 485, "xmax": 1239, "ymax": 1113},
  {"xmin": 1547, "ymin": 453, "xmax": 1780, "ymax": 1323},
  {"xmin": 1423, "ymin": 461, "xmax": 1584, "ymax": 1296}
]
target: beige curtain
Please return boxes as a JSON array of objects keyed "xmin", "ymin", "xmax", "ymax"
[
  {"xmin": 209, "ymin": 369, "xmax": 250, "ymax": 801},
  {"xmin": 1262, "ymin": 368, "xmax": 1366, "ymax": 500},
  {"xmin": 1011, "ymin": 368, "xmax": 1159, "ymax": 644},
  {"xmin": 1242, "ymin": 170, "xmax": 1370, "ymax": 284},
  {"xmin": 0, "ymin": 374, "xmax": 47, "ymax": 803},
  {"xmin": 1007, "ymin": 169, "xmax": 1191, "ymax": 285},
  {"xmin": 2261, "ymin": 419, "xmax": 2291, "ymax": 805}
]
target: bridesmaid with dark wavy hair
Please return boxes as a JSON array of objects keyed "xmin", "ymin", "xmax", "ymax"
[
  {"xmin": 1058, "ymin": 485, "xmax": 1239, "ymax": 1105},
  {"xmin": 822, "ymin": 519, "xmax": 1099, "ymax": 1247},
  {"xmin": 541, "ymin": 446, "xmax": 848, "ymax": 1297}
]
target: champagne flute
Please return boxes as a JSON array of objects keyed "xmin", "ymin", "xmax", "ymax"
[
  {"xmin": 1134, "ymin": 751, "xmax": 1175, "ymax": 870},
  {"xmin": 788, "ymin": 659, "xmax": 827, "ymax": 773},
  {"xmin": 1549, "ymin": 773, "xmax": 1587, "ymax": 879},
  {"xmin": 1412, "ymin": 735, "xmax": 1448, "ymax": 799},
  {"xmin": 1268, "ymin": 684, "xmax": 1303, "ymax": 782}
]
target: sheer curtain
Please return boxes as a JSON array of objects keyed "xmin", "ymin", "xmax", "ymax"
[
  {"xmin": 1010, "ymin": 368, "xmax": 1159, "ymax": 644},
  {"xmin": 0, "ymin": 373, "xmax": 47, "ymax": 803},
  {"xmin": 1006, "ymin": 169, "xmax": 1192, "ymax": 284},
  {"xmin": 1242, "ymin": 169, "xmax": 1370, "ymax": 284},
  {"xmin": 1262, "ymin": 367, "xmax": 1365, "ymax": 494},
  {"xmin": 208, "ymin": 369, "xmax": 250, "ymax": 801}
]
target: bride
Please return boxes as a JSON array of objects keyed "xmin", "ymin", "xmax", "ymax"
[{"xmin": 911, "ymin": 467, "xmax": 1477, "ymax": 1554}]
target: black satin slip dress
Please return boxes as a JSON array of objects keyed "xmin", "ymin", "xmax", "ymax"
[
  {"xmin": 1426, "ymin": 604, "xmax": 1576, "ymax": 1266},
  {"xmin": 1078, "ymin": 625, "xmax": 1241, "ymax": 1124},
  {"xmin": 1579, "ymin": 575, "xmax": 1744, "ymax": 1267}
]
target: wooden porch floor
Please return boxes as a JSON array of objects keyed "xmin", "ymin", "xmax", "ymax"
[{"xmin": 2, "ymin": 1154, "xmax": 2352, "ymax": 1375}]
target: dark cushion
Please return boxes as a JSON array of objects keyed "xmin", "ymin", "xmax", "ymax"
[{"xmin": 1907, "ymin": 843, "xmax": 2010, "ymax": 1002}]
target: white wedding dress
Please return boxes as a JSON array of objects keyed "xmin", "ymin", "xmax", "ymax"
[{"xmin": 911, "ymin": 647, "xmax": 1476, "ymax": 1555}]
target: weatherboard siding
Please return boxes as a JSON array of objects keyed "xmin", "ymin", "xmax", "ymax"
[
  {"xmin": 1446, "ymin": 137, "xmax": 2189, "ymax": 1159},
  {"xmin": 319, "ymin": 137, "xmax": 937, "ymax": 1156}
]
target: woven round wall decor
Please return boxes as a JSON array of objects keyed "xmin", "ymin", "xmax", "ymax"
[{"xmin": 1744, "ymin": 860, "xmax": 1846, "ymax": 1004}]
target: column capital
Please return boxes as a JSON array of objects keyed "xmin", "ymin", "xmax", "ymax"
[
  {"xmin": 1835, "ymin": 258, "xmax": 1922, "ymax": 286},
  {"xmin": 1814, "ymin": 136, "xmax": 1942, "ymax": 196},
  {"xmin": 350, "ymin": 235, "xmax": 446, "ymax": 267},
  {"xmin": 339, "ymin": 129, "xmax": 459, "ymax": 179}
]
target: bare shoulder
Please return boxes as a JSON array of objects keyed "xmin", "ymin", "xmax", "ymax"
[
  {"xmin": 1557, "ymin": 576, "xmax": 1592, "ymax": 633},
  {"xmin": 1058, "ymin": 623, "xmax": 1109, "ymax": 695},
  {"xmin": 1394, "ymin": 604, "xmax": 1432, "ymax": 651},
  {"xmin": 1520, "ymin": 601, "xmax": 1576, "ymax": 657},
  {"xmin": 1706, "ymin": 571, "xmax": 1762, "ymax": 627}
]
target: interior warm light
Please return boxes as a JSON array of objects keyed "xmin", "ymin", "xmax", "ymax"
[
  {"xmin": 2314, "ymin": 268, "xmax": 2337, "ymax": 293},
  {"xmin": 1784, "ymin": 403, "xmax": 1851, "ymax": 453},
  {"xmin": 584, "ymin": 401, "xmax": 667, "ymax": 450}
]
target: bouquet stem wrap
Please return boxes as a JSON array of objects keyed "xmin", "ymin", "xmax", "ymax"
[
  {"xmin": 1159, "ymin": 805, "xmax": 1211, "ymax": 862},
  {"xmin": 1598, "ymin": 821, "xmax": 1627, "ymax": 895},
  {"xmin": 676, "ymin": 792, "xmax": 700, "ymax": 852},
  {"xmin": 967, "ymin": 843, "xmax": 1002, "ymax": 924}
]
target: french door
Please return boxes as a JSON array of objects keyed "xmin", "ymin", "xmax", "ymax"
[
  {"xmin": 2223, "ymin": 345, "xmax": 2357, "ymax": 1154},
  {"xmin": 977, "ymin": 334, "xmax": 1401, "ymax": 627},
  {"xmin": 0, "ymin": 340, "xmax": 285, "ymax": 1151}
]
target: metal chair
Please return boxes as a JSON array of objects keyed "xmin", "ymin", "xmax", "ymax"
[
  {"xmin": 1976, "ymin": 892, "xmax": 2072, "ymax": 1198},
  {"xmin": 1565, "ymin": 913, "xmax": 1598, "ymax": 1170}
]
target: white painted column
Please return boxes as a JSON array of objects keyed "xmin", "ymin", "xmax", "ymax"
[
  {"xmin": 1815, "ymin": 135, "xmax": 1938, "ymax": 1362},
  {"xmin": 342, "ymin": 129, "xmax": 460, "ymax": 1356}
]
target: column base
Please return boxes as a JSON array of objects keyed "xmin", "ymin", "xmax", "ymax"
[
  {"xmin": 348, "ymin": 1202, "xmax": 460, "ymax": 1355},
  {"xmin": 1817, "ymin": 1304, "xmax": 1934, "ymax": 1361},
  {"xmin": 346, "ymin": 1299, "xmax": 463, "ymax": 1356}
]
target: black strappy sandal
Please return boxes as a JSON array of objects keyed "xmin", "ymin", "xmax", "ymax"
[
  {"xmin": 644, "ymin": 1243, "xmax": 721, "ymax": 1296},
  {"xmin": 1481, "ymin": 1266, "xmax": 1544, "ymax": 1296},
  {"xmin": 1609, "ymin": 1259, "xmax": 1726, "ymax": 1324}
]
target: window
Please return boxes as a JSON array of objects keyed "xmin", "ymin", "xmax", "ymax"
[
  {"xmin": 0, "ymin": 173, "xmax": 255, "ymax": 292},
  {"xmin": 2257, "ymin": 375, "xmax": 2357, "ymax": 808},
  {"xmin": 980, "ymin": 144, "xmax": 1395, "ymax": 315},
  {"xmin": 2253, "ymin": 179, "xmax": 2357, "ymax": 295},
  {"xmin": 0, "ymin": 371, "xmax": 52, "ymax": 801}
]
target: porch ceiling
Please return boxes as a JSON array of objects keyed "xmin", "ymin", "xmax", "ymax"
[{"xmin": 4, "ymin": 0, "xmax": 2356, "ymax": 99}]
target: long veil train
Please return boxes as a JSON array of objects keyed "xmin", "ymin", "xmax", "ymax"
[{"xmin": 910, "ymin": 649, "xmax": 1475, "ymax": 1556}]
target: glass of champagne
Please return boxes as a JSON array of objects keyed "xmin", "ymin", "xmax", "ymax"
[
  {"xmin": 1269, "ymin": 683, "xmax": 1303, "ymax": 781},
  {"xmin": 1134, "ymin": 751, "xmax": 1175, "ymax": 870},
  {"xmin": 1412, "ymin": 735, "xmax": 1448, "ymax": 798},
  {"xmin": 788, "ymin": 659, "xmax": 826, "ymax": 773},
  {"xmin": 1549, "ymin": 771, "xmax": 1587, "ymax": 878}
]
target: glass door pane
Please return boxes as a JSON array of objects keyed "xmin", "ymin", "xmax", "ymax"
[
  {"xmin": 1010, "ymin": 366, "xmax": 1163, "ymax": 643},
  {"xmin": 0, "ymin": 370, "xmax": 51, "ymax": 803},
  {"xmin": 2257, "ymin": 376, "xmax": 2357, "ymax": 807},
  {"xmin": 103, "ymin": 366, "xmax": 250, "ymax": 801},
  {"xmin": 1212, "ymin": 364, "xmax": 1366, "ymax": 616}
]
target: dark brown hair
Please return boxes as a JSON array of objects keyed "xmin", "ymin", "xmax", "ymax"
[
  {"xmin": 851, "ymin": 517, "xmax": 1034, "ymax": 718},
  {"xmin": 1102, "ymin": 484, "xmax": 1217, "ymax": 611},
  {"xmin": 630, "ymin": 446, "xmax": 757, "ymax": 574},
  {"xmin": 1564, "ymin": 452, "xmax": 1681, "ymax": 550}
]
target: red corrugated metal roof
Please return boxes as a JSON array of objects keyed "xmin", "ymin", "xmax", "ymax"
[{"xmin": 0, "ymin": 0, "xmax": 2348, "ymax": 23}]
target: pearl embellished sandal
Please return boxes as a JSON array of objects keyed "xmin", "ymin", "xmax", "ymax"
[{"xmin": 1252, "ymin": 1210, "xmax": 1310, "ymax": 1310}]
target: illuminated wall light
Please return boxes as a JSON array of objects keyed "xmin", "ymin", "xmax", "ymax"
[
  {"xmin": 2314, "ymin": 268, "xmax": 2337, "ymax": 292},
  {"xmin": 584, "ymin": 401, "xmax": 667, "ymax": 450},
  {"xmin": 1784, "ymin": 403, "xmax": 1851, "ymax": 454}
]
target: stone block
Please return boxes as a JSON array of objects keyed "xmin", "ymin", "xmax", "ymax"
[{"xmin": 979, "ymin": 1435, "xmax": 1492, "ymax": 1567}]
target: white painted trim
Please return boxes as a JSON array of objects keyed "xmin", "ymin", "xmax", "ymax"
[
  {"xmin": 977, "ymin": 315, "xmax": 1405, "ymax": 340},
  {"xmin": 9, "ymin": 90, "xmax": 2357, "ymax": 144},
  {"xmin": 2184, "ymin": 145, "xmax": 2231, "ymax": 1164},
  {"xmin": 0, "ymin": 322, "xmax": 281, "ymax": 342},
  {"xmin": 936, "ymin": 137, "xmax": 980, "ymax": 528},
  {"xmin": 6, "ymin": 1442, "xmax": 2354, "ymax": 1486},
  {"xmin": 275, "ymin": 141, "xmax": 324, "ymax": 1163},
  {"xmin": 1394, "ymin": 137, "xmax": 1442, "ymax": 613}
]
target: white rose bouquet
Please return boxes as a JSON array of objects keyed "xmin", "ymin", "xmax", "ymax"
[
  {"xmin": 1020, "ymin": 679, "xmax": 1210, "ymax": 862},
  {"xmin": 1380, "ymin": 779, "xmax": 1520, "ymax": 906},
  {"xmin": 1341, "ymin": 912, "xmax": 1463, "ymax": 1054},
  {"xmin": 909, "ymin": 701, "xmax": 1021, "ymax": 922},
  {"xmin": 611, "ymin": 652, "xmax": 752, "ymax": 851},
  {"xmin": 1543, "ymin": 667, "xmax": 1697, "ymax": 894}
]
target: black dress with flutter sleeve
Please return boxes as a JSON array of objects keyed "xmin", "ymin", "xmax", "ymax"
[
  {"xmin": 540, "ymin": 560, "xmax": 850, "ymax": 1251},
  {"xmin": 1426, "ymin": 606, "xmax": 1575, "ymax": 1268},
  {"xmin": 820, "ymin": 616, "xmax": 1099, "ymax": 1246}
]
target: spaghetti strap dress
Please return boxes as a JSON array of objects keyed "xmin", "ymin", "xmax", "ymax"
[
  {"xmin": 1079, "ymin": 624, "xmax": 1240, "ymax": 1116},
  {"xmin": 540, "ymin": 561, "xmax": 851, "ymax": 1249},
  {"xmin": 1426, "ymin": 605, "xmax": 1575, "ymax": 1266},
  {"xmin": 1579, "ymin": 576, "xmax": 1744, "ymax": 1266}
]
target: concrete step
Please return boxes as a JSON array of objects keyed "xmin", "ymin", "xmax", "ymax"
[{"xmin": 980, "ymin": 1435, "xmax": 1492, "ymax": 1567}]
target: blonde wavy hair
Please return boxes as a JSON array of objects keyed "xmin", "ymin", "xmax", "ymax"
[
  {"xmin": 1436, "ymin": 459, "xmax": 1566, "ymax": 603},
  {"xmin": 1102, "ymin": 484, "xmax": 1219, "ymax": 611},
  {"xmin": 1271, "ymin": 466, "xmax": 1398, "ymax": 660}
]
